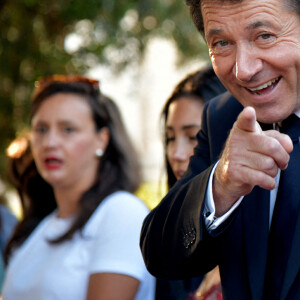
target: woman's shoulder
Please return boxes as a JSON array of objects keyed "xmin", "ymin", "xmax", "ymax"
[
  {"xmin": 101, "ymin": 191, "xmax": 149, "ymax": 212},
  {"xmin": 83, "ymin": 191, "xmax": 149, "ymax": 236}
]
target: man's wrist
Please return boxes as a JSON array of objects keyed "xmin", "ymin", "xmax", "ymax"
[
  {"xmin": 204, "ymin": 162, "xmax": 244, "ymax": 231},
  {"xmin": 213, "ymin": 167, "xmax": 240, "ymax": 217}
]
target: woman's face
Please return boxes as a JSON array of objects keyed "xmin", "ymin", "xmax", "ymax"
[
  {"xmin": 30, "ymin": 93, "xmax": 108, "ymax": 191},
  {"xmin": 166, "ymin": 97, "xmax": 204, "ymax": 179}
]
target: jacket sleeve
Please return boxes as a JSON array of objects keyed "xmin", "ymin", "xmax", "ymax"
[
  {"xmin": 140, "ymin": 93, "xmax": 243, "ymax": 280},
  {"xmin": 140, "ymin": 101, "xmax": 222, "ymax": 280}
]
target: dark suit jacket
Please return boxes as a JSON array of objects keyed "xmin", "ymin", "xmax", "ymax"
[{"xmin": 140, "ymin": 92, "xmax": 300, "ymax": 300}]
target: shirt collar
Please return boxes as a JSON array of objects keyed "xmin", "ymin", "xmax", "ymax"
[{"xmin": 295, "ymin": 109, "xmax": 300, "ymax": 118}]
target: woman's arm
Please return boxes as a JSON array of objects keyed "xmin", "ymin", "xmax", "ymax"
[
  {"xmin": 87, "ymin": 273, "xmax": 140, "ymax": 300},
  {"xmin": 86, "ymin": 192, "xmax": 153, "ymax": 299}
]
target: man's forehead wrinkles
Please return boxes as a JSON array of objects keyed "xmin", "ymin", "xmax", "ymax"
[
  {"xmin": 206, "ymin": 28, "xmax": 223, "ymax": 39},
  {"xmin": 246, "ymin": 20, "xmax": 274, "ymax": 30},
  {"xmin": 206, "ymin": 19, "xmax": 275, "ymax": 40}
]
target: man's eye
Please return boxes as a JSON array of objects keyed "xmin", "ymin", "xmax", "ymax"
[
  {"xmin": 260, "ymin": 33, "xmax": 272, "ymax": 40},
  {"xmin": 215, "ymin": 40, "xmax": 229, "ymax": 47}
]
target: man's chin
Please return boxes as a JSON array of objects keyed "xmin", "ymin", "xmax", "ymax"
[{"xmin": 255, "ymin": 108, "xmax": 290, "ymax": 124}]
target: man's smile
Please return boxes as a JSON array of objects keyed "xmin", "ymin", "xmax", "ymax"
[{"xmin": 247, "ymin": 77, "xmax": 281, "ymax": 95}]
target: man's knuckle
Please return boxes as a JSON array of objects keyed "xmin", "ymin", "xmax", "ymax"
[
  {"xmin": 266, "ymin": 139, "xmax": 280, "ymax": 153},
  {"xmin": 264, "ymin": 157, "xmax": 275, "ymax": 170}
]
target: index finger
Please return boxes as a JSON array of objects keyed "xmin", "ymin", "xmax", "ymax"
[{"xmin": 236, "ymin": 106, "xmax": 262, "ymax": 134}]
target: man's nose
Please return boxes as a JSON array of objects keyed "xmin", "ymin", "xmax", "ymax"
[{"xmin": 233, "ymin": 43, "xmax": 263, "ymax": 82}]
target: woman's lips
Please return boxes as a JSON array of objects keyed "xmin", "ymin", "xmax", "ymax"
[{"xmin": 44, "ymin": 157, "xmax": 62, "ymax": 169}]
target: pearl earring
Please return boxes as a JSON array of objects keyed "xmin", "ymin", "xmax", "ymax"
[{"xmin": 95, "ymin": 148, "xmax": 103, "ymax": 158}]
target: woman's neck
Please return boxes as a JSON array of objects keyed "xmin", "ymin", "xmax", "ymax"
[{"xmin": 54, "ymin": 188, "xmax": 82, "ymax": 218}]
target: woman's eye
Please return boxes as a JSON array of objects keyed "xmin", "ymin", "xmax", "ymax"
[
  {"xmin": 166, "ymin": 137, "xmax": 175, "ymax": 144},
  {"xmin": 64, "ymin": 127, "xmax": 75, "ymax": 133},
  {"xmin": 34, "ymin": 126, "xmax": 47, "ymax": 134},
  {"xmin": 189, "ymin": 136, "xmax": 197, "ymax": 141}
]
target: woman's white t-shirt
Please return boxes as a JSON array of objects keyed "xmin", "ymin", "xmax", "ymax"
[{"xmin": 2, "ymin": 191, "xmax": 155, "ymax": 300}]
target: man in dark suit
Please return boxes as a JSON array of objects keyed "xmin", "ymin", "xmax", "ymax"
[{"xmin": 140, "ymin": 0, "xmax": 300, "ymax": 299}]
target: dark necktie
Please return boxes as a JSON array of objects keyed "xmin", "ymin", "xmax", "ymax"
[{"xmin": 264, "ymin": 114, "xmax": 300, "ymax": 299}]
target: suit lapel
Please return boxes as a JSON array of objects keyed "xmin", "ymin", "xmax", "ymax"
[{"xmin": 243, "ymin": 186, "xmax": 270, "ymax": 300}]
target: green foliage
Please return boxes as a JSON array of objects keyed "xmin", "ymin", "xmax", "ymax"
[
  {"xmin": 136, "ymin": 180, "xmax": 168, "ymax": 210},
  {"xmin": 0, "ymin": 0, "xmax": 208, "ymax": 178}
]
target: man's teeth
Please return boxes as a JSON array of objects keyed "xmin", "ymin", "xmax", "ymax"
[{"xmin": 249, "ymin": 78, "xmax": 278, "ymax": 92}]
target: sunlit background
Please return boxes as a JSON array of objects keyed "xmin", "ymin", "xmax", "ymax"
[{"xmin": 0, "ymin": 1, "xmax": 209, "ymax": 214}]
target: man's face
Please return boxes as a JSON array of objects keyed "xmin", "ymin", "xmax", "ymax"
[{"xmin": 202, "ymin": 0, "xmax": 300, "ymax": 123}]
